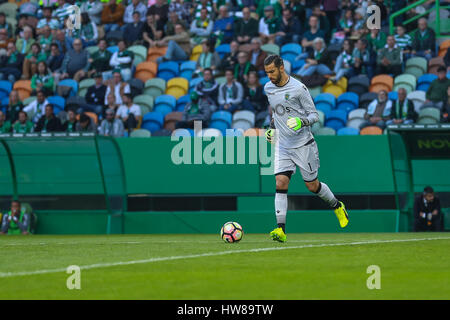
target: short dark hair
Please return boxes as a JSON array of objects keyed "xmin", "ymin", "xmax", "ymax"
[
  {"xmin": 225, "ymin": 68, "xmax": 234, "ymax": 74},
  {"xmin": 437, "ymin": 66, "xmax": 446, "ymax": 73},
  {"xmin": 264, "ymin": 54, "xmax": 284, "ymax": 68},
  {"xmin": 80, "ymin": 113, "xmax": 90, "ymax": 123},
  {"xmin": 424, "ymin": 186, "xmax": 434, "ymax": 194},
  {"xmin": 203, "ymin": 67, "xmax": 213, "ymax": 74}
]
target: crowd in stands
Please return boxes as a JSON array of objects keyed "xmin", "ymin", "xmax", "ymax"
[{"xmin": 0, "ymin": 0, "xmax": 449, "ymax": 138}]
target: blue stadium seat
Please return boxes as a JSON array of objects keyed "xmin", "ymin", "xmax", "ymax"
[
  {"xmin": 1, "ymin": 97, "xmax": 8, "ymax": 109},
  {"xmin": 154, "ymin": 104, "xmax": 173, "ymax": 117},
  {"xmin": 281, "ymin": 43, "xmax": 302, "ymax": 64},
  {"xmin": 0, "ymin": 80, "xmax": 12, "ymax": 100},
  {"xmin": 189, "ymin": 77, "xmax": 203, "ymax": 91},
  {"xmin": 215, "ymin": 44, "xmax": 231, "ymax": 59},
  {"xmin": 58, "ymin": 79, "xmax": 78, "ymax": 97},
  {"xmin": 314, "ymin": 93, "xmax": 336, "ymax": 109},
  {"xmin": 155, "ymin": 94, "xmax": 176, "ymax": 109},
  {"xmin": 292, "ymin": 59, "xmax": 305, "ymax": 72},
  {"xmin": 47, "ymin": 96, "xmax": 66, "ymax": 113},
  {"xmin": 315, "ymin": 103, "xmax": 332, "ymax": 115},
  {"xmin": 209, "ymin": 120, "xmax": 229, "ymax": 135},
  {"xmin": 225, "ymin": 128, "xmax": 244, "ymax": 136},
  {"xmin": 259, "ymin": 76, "xmax": 270, "ymax": 86},
  {"xmin": 388, "ymin": 91, "xmax": 398, "ymax": 101},
  {"xmin": 176, "ymin": 94, "xmax": 190, "ymax": 111},
  {"xmin": 211, "ymin": 110, "xmax": 232, "ymax": 126},
  {"xmin": 417, "ymin": 73, "xmax": 438, "ymax": 92},
  {"xmin": 173, "ymin": 128, "xmax": 194, "ymax": 137},
  {"xmin": 157, "ymin": 61, "xmax": 179, "ymax": 81},
  {"xmin": 325, "ymin": 109, "xmax": 347, "ymax": 131},
  {"xmin": 337, "ymin": 92, "xmax": 359, "ymax": 112},
  {"xmin": 142, "ymin": 112, "xmax": 164, "ymax": 133},
  {"xmin": 180, "ymin": 61, "xmax": 197, "ymax": 80},
  {"xmin": 337, "ymin": 127, "xmax": 359, "ymax": 136},
  {"xmin": 107, "ymin": 45, "xmax": 119, "ymax": 54}
]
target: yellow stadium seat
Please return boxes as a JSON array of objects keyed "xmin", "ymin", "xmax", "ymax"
[{"xmin": 190, "ymin": 44, "xmax": 203, "ymax": 61}]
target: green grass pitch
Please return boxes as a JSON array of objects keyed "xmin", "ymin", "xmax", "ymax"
[{"xmin": 1, "ymin": 233, "xmax": 449, "ymax": 299}]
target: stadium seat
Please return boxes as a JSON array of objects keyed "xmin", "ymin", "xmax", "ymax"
[
  {"xmin": 180, "ymin": 61, "xmax": 197, "ymax": 80},
  {"xmin": 418, "ymin": 107, "xmax": 440, "ymax": 123},
  {"xmin": 135, "ymin": 61, "xmax": 158, "ymax": 82},
  {"xmin": 0, "ymin": 80, "xmax": 12, "ymax": 101},
  {"xmin": 315, "ymin": 103, "xmax": 332, "ymax": 115},
  {"xmin": 311, "ymin": 122, "xmax": 322, "ymax": 134},
  {"xmin": 337, "ymin": 127, "xmax": 359, "ymax": 135},
  {"xmin": 346, "ymin": 118, "xmax": 365, "ymax": 130},
  {"xmin": 225, "ymin": 128, "xmax": 244, "ymax": 136},
  {"xmin": 176, "ymin": 94, "xmax": 190, "ymax": 111},
  {"xmin": 348, "ymin": 75, "xmax": 370, "ymax": 96},
  {"xmin": 58, "ymin": 79, "xmax": 78, "ymax": 97},
  {"xmin": 369, "ymin": 74, "xmax": 394, "ymax": 93},
  {"xmin": 308, "ymin": 86, "xmax": 322, "ymax": 99},
  {"xmin": 314, "ymin": 93, "xmax": 336, "ymax": 109},
  {"xmin": 164, "ymin": 111, "xmax": 183, "ymax": 132},
  {"xmin": 359, "ymin": 92, "xmax": 378, "ymax": 109},
  {"xmin": 190, "ymin": 44, "xmax": 203, "ymax": 61},
  {"xmin": 348, "ymin": 108, "xmax": 367, "ymax": 120},
  {"xmin": 327, "ymin": 42, "xmax": 342, "ymax": 62},
  {"xmin": 215, "ymin": 44, "xmax": 231, "ymax": 59},
  {"xmin": 428, "ymin": 57, "xmax": 445, "ymax": 75},
  {"xmin": 13, "ymin": 80, "xmax": 32, "ymax": 101},
  {"xmin": 337, "ymin": 92, "xmax": 359, "ymax": 112},
  {"xmin": 173, "ymin": 128, "xmax": 194, "ymax": 137},
  {"xmin": 166, "ymin": 78, "xmax": 189, "ymax": 99},
  {"xmin": 417, "ymin": 74, "xmax": 438, "ymax": 92},
  {"xmin": 147, "ymin": 46, "xmax": 167, "ymax": 62},
  {"xmin": 23, "ymin": 96, "xmax": 36, "ymax": 106},
  {"xmin": 197, "ymin": 128, "xmax": 223, "ymax": 137},
  {"xmin": 130, "ymin": 129, "xmax": 151, "ymax": 137},
  {"xmin": 189, "ymin": 77, "xmax": 203, "ymax": 92},
  {"xmin": 261, "ymin": 43, "xmax": 280, "ymax": 56},
  {"xmin": 393, "ymin": 74, "xmax": 416, "ymax": 94},
  {"xmin": 133, "ymin": 94, "xmax": 154, "ymax": 111},
  {"xmin": 360, "ymin": 126, "xmax": 383, "ymax": 135},
  {"xmin": 66, "ymin": 96, "xmax": 86, "ymax": 110},
  {"xmin": 283, "ymin": 60, "xmax": 292, "ymax": 74},
  {"xmin": 106, "ymin": 29, "xmax": 123, "ymax": 44},
  {"xmin": 281, "ymin": 43, "xmax": 302, "ymax": 64},
  {"xmin": 157, "ymin": 61, "xmax": 180, "ymax": 81},
  {"xmin": 243, "ymin": 128, "xmax": 265, "ymax": 136},
  {"xmin": 438, "ymin": 39, "xmax": 450, "ymax": 57},
  {"xmin": 142, "ymin": 112, "xmax": 164, "ymax": 133},
  {"xmin": 152, "ymin": 129, "xmax": 172, "ymax": 136},
  {"xmin": 322, "ymin": 78, "xmax": 346, "ymax": 98},
  {"xmin": 47, "ymin": 96, "xmax": 66, "ymax": 114},
  {"xmin": 232, "ymin": 110, "xmax": 255, "ymax": 130},
  {"xmin": 407, "ymin": 90, "xmax": 427, "ymax": 112},
  {"xmin": 128, "ymin": 45, "xmax": 148, "ymax": 63},
  {"xmin": 84, "ymin": 112, "xmax": 98, "ymax": 125},
  {"xmin": 85, "ymin": 46, "xmax": 99, "ymax": 56},
  {"xmin": 211, "ymin": 110, "xmax": 232, "ymax": 126},
  {"xmin": 259, "ymin": 76, "xmax": 270, "ymax": 86},
  {"xmin": 128, "ymin": 78, "xmax": 144, "ymax": 97},
  {"xmin": 144, "ymin": 78, "xmax": 166, "ymax": 98},
  {"xmin": 106, "ymin": 45, "xmax": 119, "ymax": 54},
  {"xmin": 388, "ymin": 91, "xmax": 398, "ymax": 101},
  {"xmin": 154, "ymin": 94, "xmax": 176, "ymax": 117},
  {"xmin": 78, "ymin": 78, "xmax": 95, "ymax": 97},
  {"xmin": 313, "ymin": 127, "xmax": 336, "ymax": 136},
  {"xmin": 0, "ymin": 3, "xmax": 18, "ymax": 19},
  {"xmin": 325, "ymin": 109, "xmax": 347, "ymax": 131},
  {"xmin": 215, "ymin": 76, "xmax": 227, "ymax": 85},
  {"xmin": 405, "ymin": 57, "xmax": 428, "ymax": 79},
  {"xmin": 292, "ymin": 59, "xmax": 305, "ymax": 72}
]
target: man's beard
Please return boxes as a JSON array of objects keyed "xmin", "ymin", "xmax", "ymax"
[{"xmin": 272, "ymin": 73, "xmax": 282, "ymax": 85}]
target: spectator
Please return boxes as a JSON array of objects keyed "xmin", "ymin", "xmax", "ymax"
[
  {"xmin": 6, "ymin": 90, "xmax": 24, "ymax": 123},
  {"xmin": 311, "ymin": 5, "xmax": 331, "ymax": 42},
  {"xmin": 195, "ymin": 39, "xmax": 221, "ymax": 77},
  {"xmin": 76, "ymin": 113, "xmax": 97, "ymax": 132},
  {"xmin": 249, "ymin": 37, "xmax": 268, "ymax": 77},
  {"xmin": 234, "ymin": 6, "xmax": 259, "ymax": 45},
  {"xmin": 142, "ymin": 13, "xmax": 159, "ymax": 48},
  {"xmin": 243, "ymin": 71, "xmax": 268, "ymax": 113},
  {"xmin": 376, "ymin": 35, "xmax": 402, "ymax": 76},
  {"xmin": 22, "ymin": 43, "xmax": 47, "ymax": 80},
  {"xmin": 0, "ymin": 28, "xmax": 13, "ymax": 54},
  {"xmin": 84, "ymin": 73, "xmax": 106, "ymax": 115},
  {"xmin": 116, "ymin": 93, "xmax": 142, "ymax": 133},
  {"xmin": 53, "ymin": 29, "xmax": 68, "ymax": 54},
  {"xmin": 234, "ymin": 51, "xmax": 256, "ymax": 85},
  {"xmin": 109, "ymin": 40, "xmax": 134, "ymax": 82},
  {"xmin": 301, "ymin": 15, "xmax": 325, "ymax": 55},
  {"xmin": 351, "ymin": 38, "xmax": 375, "ymax": 79},
  {"xmin": 79, "ymin": 12, "xmax": 99, "ymax": 48},
  {"xmin": 13, "ymin": 111, "xmax": 33, "ymax": 133},
  {"xmin": 104, "ymin": 71, "xmax": 131, "ymax": 106},
  {"xmin": 99, "ymin": 108, "xmax": 125, "ymax": 137},
  {"xmin": 53, "ymin": 0, "xmax": 72, "ymax": 26},
  {"xmin": 80, "ymin": 0, "xmax": 104, "ymax": 26},
  {"xmin": 213, "ymin": 5, "xmax": 235, "ymax": 44},
  {"xmin": 442, "ymin": 86, "xmax": 450, "ymax": 123},
  {"xmin": 190, "ymin": 8, "xmax": 214, "ymax": 45},
  {"xmin": 366, "ymin": 28, "xmax": 387, "ymax": 52},
  {"xmin": 147, "ymin": 0, "xmax": 170, "ymax": 32},
  {"xmin": 297, "ymin": 37, "xmax": 333, "ymax": 77},
  {"xmin": 444, "ymin": 47, "xmax": 450, "ymax": 71},
  {"xmin": 0, "ymin": 200, "xmax": 30, "ymax": 235},
  {"xmin": 155, "ymin": 23, "xmax": 191, "ymax": 63},
  {"xmin": 424, "ymin": 66, "xmax": 450, "ymax": 109},
  {"xmin": 351, "ymin": 7, "xmax": 367, "ymax": 39},
  {"xmin": 123, "ymin": 0, "xmax": 147, "ymax": 25},
  {"xmin": 123, "ymin": 11, "xmax": 145, "ymax": 46},
  {"xmin": 31, "ymin": 61, "xmax": 54, "ymax": 96},
  {"xmin": 23, "ymin": 90, "xmax": 49, "ymax": 123},
  {"xmin": 218, "ymin": 68, "xmax": 244, "ymax": 113},
  {"xmin": 176, "ymin": 90, "xmax": 212, "ymax": 129},
  {"xmin": 411, "ymin": 18, "xmax": 436, "ymax": 61},
  {"xmin": 258, "ymin": 5, "xmax": 280, "ymax": 45},
  {"xmin": 394, "ymin": 25, "xmax": 412, "ymax": 60},
  {"xmin": 0, "ymin": 110, "xmax": 11, "ymax": 133},
  {"xmin": 386, "ymin": 88, "xmax": 417, "ymax": 125},
  {"xmin": 38, "ymin": 26, "xmax": 53, "ymax": 56},
  {"xmin": 35, "ymin": 104, "xmax": 62, "ymax": 132},
  {"xmin": 46, "ymin": 43, "xmax": 64, "ymax": 81},
  {"xmin": 275, "ymin": 7, "xmax": 302, "ymax": 46},
  {"xmin": 36, "ymin": 7, "xmax": 60, "ymax": 34},
  {"xmin": 61, "ymin": 109, "xmax": 78, "ymax": 132},
  {"xmin": 0, "ymin": 42, "xmax": 25, "ymax": 83},
  {"xmin": 165, "ymin": 11, "xmax": 186, "ymax": 37},
  {"xmin": 169, "ymin": 0, "xmax": 192, "ymax": 25},
  {"xmin": 322, "ymin": 0, "xmax": 339, "ymax": 31},
  {"xmin": 338, "ymin": 9, "xmax": 354, "ymax": 37},
  {"xmin": 88, "ymin": 39, "xmax": 113, "ymax": 79},
  {"xmin": 101, "ymin": 0, "xmax": 125, "ymax": 33},
  {"xmin": 105, "ymin": 92, "xmax": 120, "ymax": 115},
  {"xmin": 414, "ymin": 186, "xmax": 442, "ymax": 232},
  {"xmin": 0, "ymin": 13, "xmax": 13, "ymax": 39},
  {"xmin": 331, "ymin": 39, "xmax": 353, "ymax": 83},
  {"xmin": 195, "ymin": 68, "xmax": 219, "ymax": 108},
  {"xmin": 15, "ymin": 26, "xmax": 35, "ymax": 56},
  {"xmin": 60, "ymin": 38, "xmax": 90, "ymax": 82},
  {"xmin": 257, "ymin": 0, "xmax": 281, "ymax": 20},
  {"xmin": 219, "ymin": 40, "xmax": 239, "ymax": 72},
  {"xmin": 360, "ymin": 90, "xmax": 392, "ymax": 130}
]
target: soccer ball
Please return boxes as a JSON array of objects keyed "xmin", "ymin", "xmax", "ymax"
[{"xmin": 220, "ymin": 221, "xmax": 243, "ymax": 243}]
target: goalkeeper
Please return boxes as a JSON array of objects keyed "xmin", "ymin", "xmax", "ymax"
[{"xmin": 263, "ymin": 55, "xmax": 349, "ymax": 242}]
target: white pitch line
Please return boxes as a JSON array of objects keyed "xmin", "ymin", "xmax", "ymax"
[{"xmin": 0, "ymin": 237, "xmax": 449, "ymax": 278}]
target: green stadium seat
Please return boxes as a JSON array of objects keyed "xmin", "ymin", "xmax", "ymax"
[
  {"xmin": 130, "ymin": 129, "xmax": 151, "ymax": 137},
  {"xmin": 143, "ymin": 78, "xmax": 166, "ymax": 98},
  {"xmin": 261, "ymin": 44, "xmax": 280, "ymax": 56},
  {"xmin": 393, "ymin": 74, "xmax": 416, "ymax": 94},
  {"xmin": 405, "ymin": 57, "xmax": 428, "ymax": 79},
  {"xmin": 309, "ymin": 86, "xmax": 322, "ymax": 99},
  {"xmin": 418, "ymin": 107, "xmax": 440, "ymax": 123},
  {"xmin": 85, "ymin": 46, "xmax": 99, "ymax": 56},
  {"xmin": 133, "ymin": 94, "xmax": 154, "ymax": 111},
  {"xmin": 0, "ymin": 3, "xmax": 18, "ymax": 19},
  {"xmin": 314, "ymin": 127, "xmax": 336, "ymax": 136}
]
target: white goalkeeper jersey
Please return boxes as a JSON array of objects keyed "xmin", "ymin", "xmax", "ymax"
[{"xmin": 264, "ymin": 76, "xmax": 319, "ymax": 149}]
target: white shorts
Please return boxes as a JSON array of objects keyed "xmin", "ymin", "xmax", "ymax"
[{"xmin": 274, "ymin": 140, "xmax": 320, "ymax": 182}]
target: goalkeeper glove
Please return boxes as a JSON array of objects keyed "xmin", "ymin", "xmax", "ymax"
[
  {"xmin": 287, "ymin": 117, "xmax": 309, "ymax": 131},
  {"xmin": 265, "ymin": 129, "xmax": 274, "ymax": 143}
]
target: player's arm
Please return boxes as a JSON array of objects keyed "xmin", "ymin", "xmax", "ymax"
[{"xmin": 287, "ymin": 86, "xmax": 319, "ymax": 131}]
